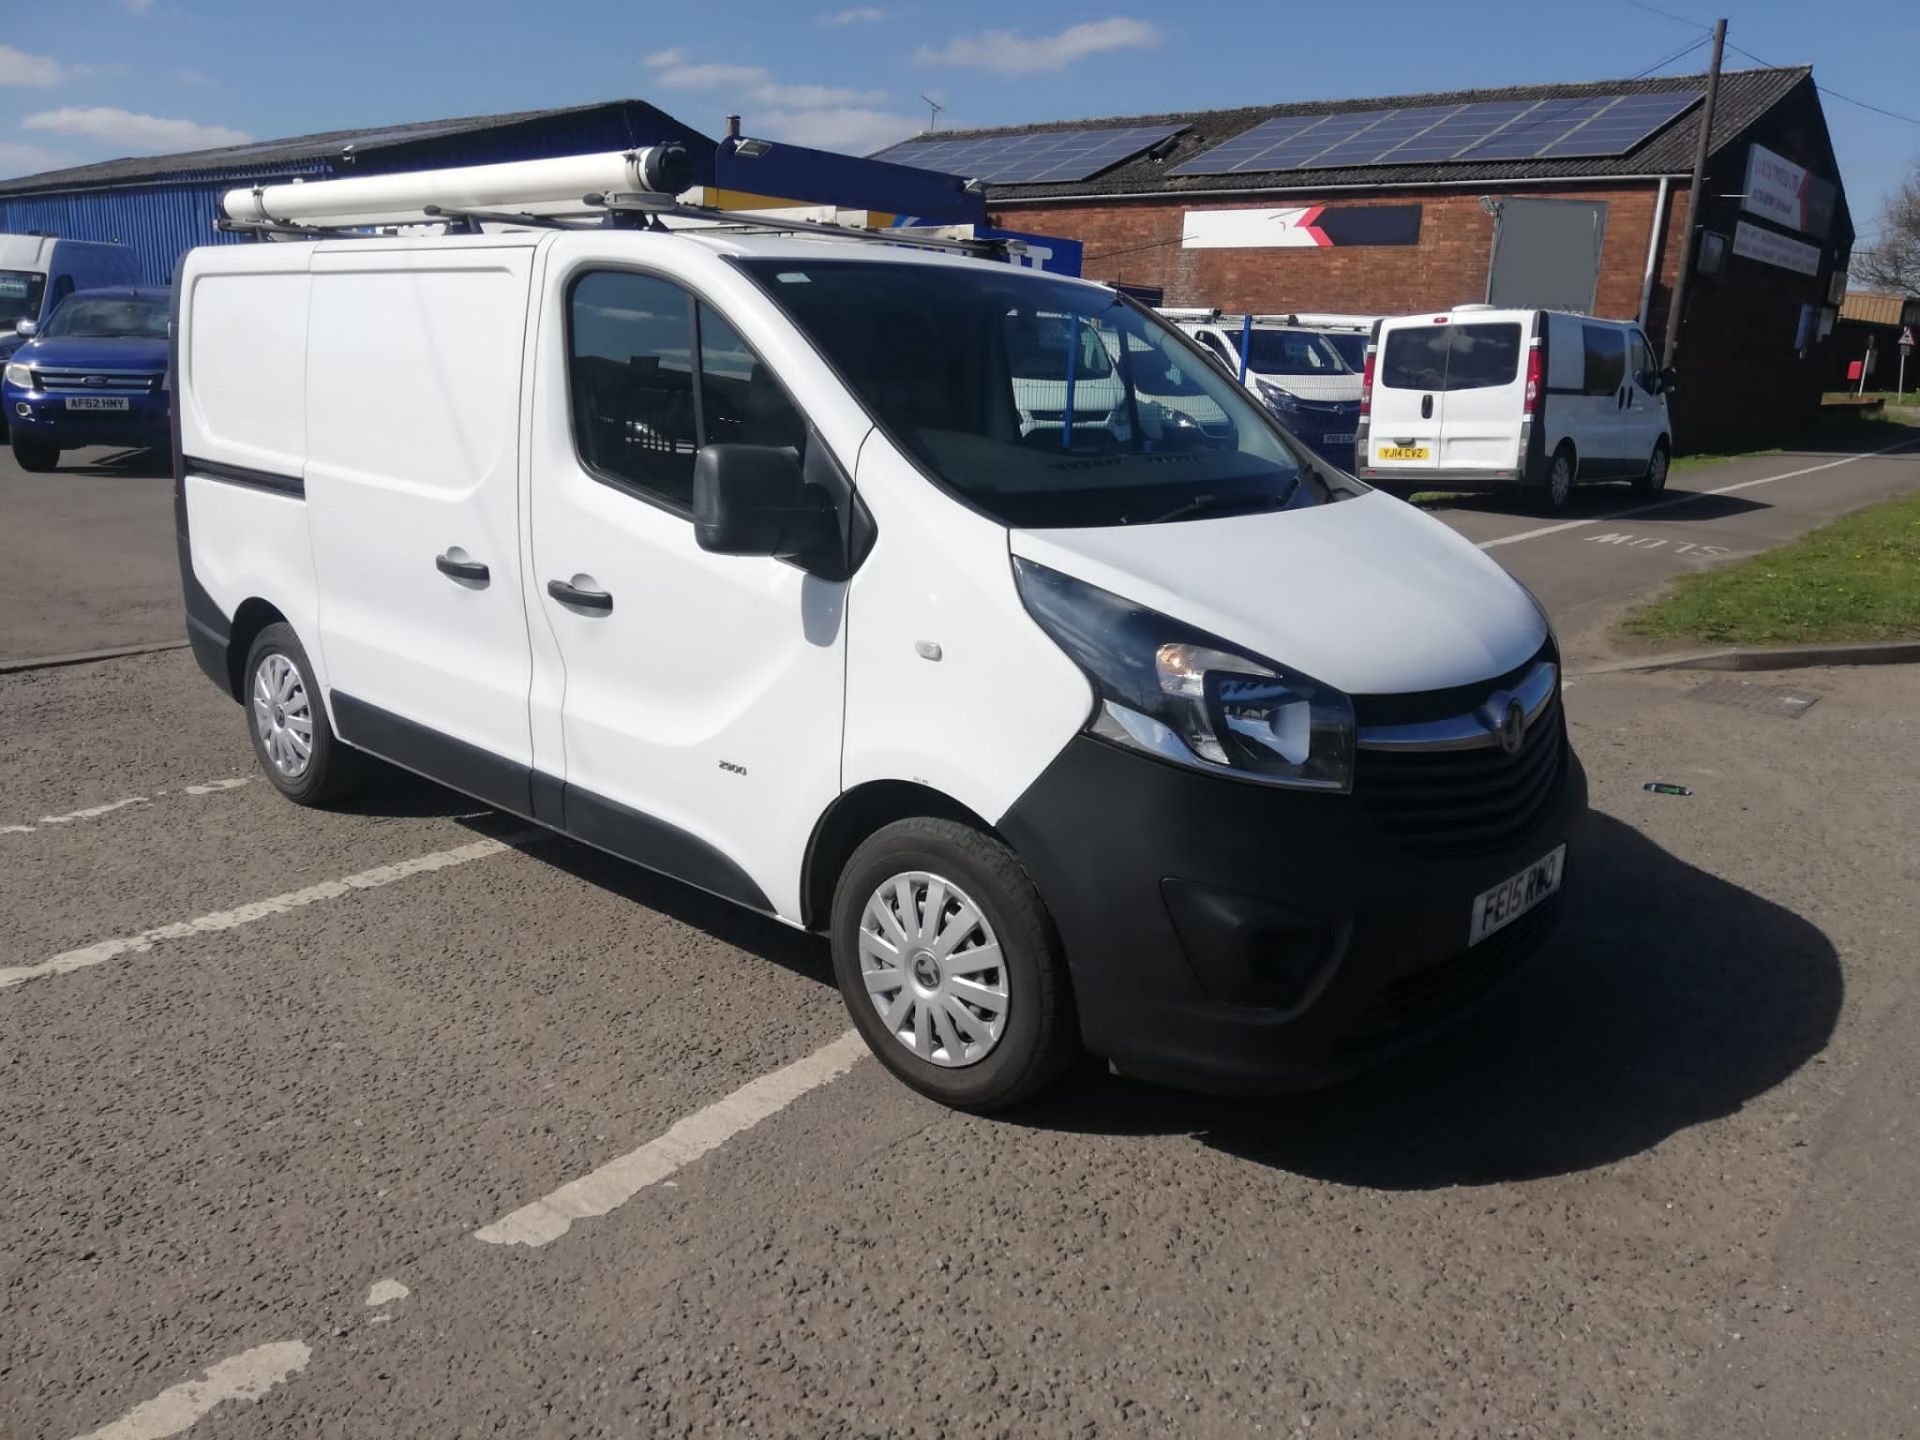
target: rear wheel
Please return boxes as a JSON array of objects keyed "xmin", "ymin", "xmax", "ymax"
[
  {"xmin": 831, "ymin": 818, "xmax": 1077, "ymax": 1112},
  {"xmin": 244, "ymin": 623, "xmax": 363, "ymax": 805},
  {"xmin": 1633, "ymin": 440, "xmax": 1670, "ymax": 497},
  {"xmin": 11, "ymin": 436, "xmax": 58, "ymax": 472},
  {"xmin": 1532, "ymin": 444, "xmax": 1575, "ymax": 513}
]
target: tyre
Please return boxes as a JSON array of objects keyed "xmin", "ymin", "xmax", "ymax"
[
  {"xmin": 1532, "ymin": 445, "xmax": 1575, "ymax": 513},
  {"xmin": 1633, "ymin": 440, "xmax": 1670, "ymax": 497},
  {"xmin": 831, "ymin": 817, "xmax": 1077, "ymax": 1112},
  {"xmin": 243, "ymin": 623, "xmax": 363, "ymax": 805},
  {"xmin": 12, "ymin": 436, "xmax": 58, "ymax": 472}
]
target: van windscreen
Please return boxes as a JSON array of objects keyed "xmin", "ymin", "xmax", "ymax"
[
  {"xmin": 735, "ymin": 258, "xmax": 1350, "ymax": 528},
  {"xmin": 0, "ymin": 270, "xmax": 47, "ymax": 326},
  {"xmin": 1380, "ymin": 322, "xmax": 1523, "ymax": 392}
]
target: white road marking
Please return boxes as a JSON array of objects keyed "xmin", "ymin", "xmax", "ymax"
[
  {"xmin": 184, "ymin": 778, "xmax": 249, "ymax": 796},
  {"xmin": 2, "ymin": 778, "xmax": 251, "ymax": 839},
  {"xmin": 365, "ymin": 1278, "xmax": 410, "ymax": 1307},
  {"xmin": 39, "ymin": 796, "xmax": 149, "ymax": 824},
  {"xmin": 474, "ymin": 1029, "xmax": 870, "ymax": 1249},
  {"xmin": 0, "ymin": 834, "xmax": 534, "ymax": 992},
  {"xmin": 1475, "ymin": 436, "xmax": 1920, "ymax": 552},
  {"xmin": 68, "ymin": 1340, "xmax": 310, "ymax": 1440},
  {"xmin": 1584, "ymin": 532, "xmax": 1731, "ymax": 555}
]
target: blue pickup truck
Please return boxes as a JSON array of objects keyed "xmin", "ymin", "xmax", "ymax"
[{"xmin": 3, "ymin": 287, "xmax": 171, "ymax": 471}]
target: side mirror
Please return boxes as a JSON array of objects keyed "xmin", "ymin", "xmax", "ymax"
[
  {"xmin": 1658, "ymin": 367, "xmax": 1678, "ymax": 395},
  {"xmin": 693, "ymin": 444, "xmax": 836, "ymax": 565},
  {"xmin": 14, "ymin": 319, "xmax": 37, "ymax": 338}
]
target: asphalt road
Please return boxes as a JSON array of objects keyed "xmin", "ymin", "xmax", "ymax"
[{"xmin": 3, "ymin": 432, "xmax": 1919, "ymax": 1438}]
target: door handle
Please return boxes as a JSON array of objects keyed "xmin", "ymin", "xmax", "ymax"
[
  {"xmin": 435, "ymin": 551, "xmax": 490, "ymax": 584},
  {"xmin": 1420, "ymin": 394, "xmax": 1434, "ymax": 420},
  {"xmin": 547, "ymin": 577, "xmax": 613, "ymax": 613}
]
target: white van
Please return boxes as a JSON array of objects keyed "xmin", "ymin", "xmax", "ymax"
[
  {"xmin": 1356, "ymin": 306, "xmax": 1674, "ymax": 510},
  {"xmin": 175, "ymin": 152, "xmax": 1586, "ymax": 1110},
  {"xmin": 0, "ymin": 234, "xmax": 141, "ymax": 354}
]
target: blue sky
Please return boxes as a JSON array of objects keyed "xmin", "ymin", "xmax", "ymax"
[{"xmin": 2, "ymin": 0, "xmax": 1915, "ymax": 244}]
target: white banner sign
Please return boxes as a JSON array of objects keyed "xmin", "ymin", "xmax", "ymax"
[
  {"xmin": 1183, "ymin": 206, "xmax": 1329, "ymax": 249},
  {"xmin": 1742, "ymin": 143, "xmax": 1837, "ymax": 238},
  {"xmin": 1731, "ymin": 220, "xmax": 1821, "ymax": 277}
]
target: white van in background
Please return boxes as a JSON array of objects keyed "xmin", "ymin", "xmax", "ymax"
[
  {"xmin": 1356, "ymin": 306, "xmax": 1674, "ymax": 511},
  {"xmin": 175, "ymin": 150, "xmax": 1585, "ymax": 1112},
  {"xmin": 0, "ymin": 235, "xmax": 142, "ymax": 358}
]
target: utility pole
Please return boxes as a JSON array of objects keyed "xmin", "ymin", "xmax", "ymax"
[{"xmin": 1661, "ymin": 17, "xmax": 1727, "ymax": 371}]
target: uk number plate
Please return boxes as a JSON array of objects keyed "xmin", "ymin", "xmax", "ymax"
[
  {"xmin": 1376, "ymin": 445, "xmax": 1429, "ymax": 461},
  {"xmin": 1469, "ymin": 844, "xmax": 1566, "ymax": 945},
  {"xmin": 65, "ymin": 396, "xmax": 128, "ymax": 411},
  {"xmin": 1323, "ymin": 432, "xmax": 1355, "ymax": 445}
]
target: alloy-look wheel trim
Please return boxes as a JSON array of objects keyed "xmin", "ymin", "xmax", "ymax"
[
  {"xmin": 251, "ymin": 652, "xmax": 315, "ymax": 780},
  {"xmin": 858, "ymin": 870, "xmax": 1009, "ymax": 1068}
]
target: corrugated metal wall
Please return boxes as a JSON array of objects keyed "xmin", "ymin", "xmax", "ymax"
[
  {"xmin": 0, "ymin": 165, "xmax": 323, "ymax": 285},
  {"xmin": 0, "ymin": 104, "xmax": 717, "ymax": 287}
]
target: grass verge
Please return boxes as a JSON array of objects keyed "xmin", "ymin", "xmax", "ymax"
[{"xmin": 1621, "ymin": 490, "xmax": 1920, "ymax": 647}]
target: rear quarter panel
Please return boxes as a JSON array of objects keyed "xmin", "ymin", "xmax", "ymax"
[{"xmin": 177, "ymin": 245, "xmax": 325, "ymax": 691}]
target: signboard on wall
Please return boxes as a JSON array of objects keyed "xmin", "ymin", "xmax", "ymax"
[
  {"xmin": 1731, "ymin": 219, "xmax": 1822, "ymax": 276},
  {"xmin": 1742, "ymin": 144, "xmax": 1838, "ymax": 239},
  {"xmin": 1181, "ymin": 204, "xmax": 1422, "ymax": 249}
]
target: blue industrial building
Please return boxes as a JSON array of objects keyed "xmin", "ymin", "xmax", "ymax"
[{"xmin": 0, "ymin": 99, "xmax": 983, "ymax": 286}]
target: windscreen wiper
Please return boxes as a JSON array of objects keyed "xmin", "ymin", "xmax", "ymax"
[{"xmin": 1137, "ymin": 471, "xmax": 1303, "ymax": 525}]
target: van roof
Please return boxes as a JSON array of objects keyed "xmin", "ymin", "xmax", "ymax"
[{"xmin": 193, "ymin": 224, "xmax": 1118, "ymax": 292}]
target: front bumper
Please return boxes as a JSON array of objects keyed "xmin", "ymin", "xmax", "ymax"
[
  {"xmin": 4, "ymin": 384, "xmax": 171, "ymax": 449},
  {"xmin": 997, "ymin": 729, "xmax": 1588, "ymax": 1096}
]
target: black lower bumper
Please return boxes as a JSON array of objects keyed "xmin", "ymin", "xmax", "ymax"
[{"xmin": 997, "ymin": 732, "xmax": 1588, "ymax": 1096}]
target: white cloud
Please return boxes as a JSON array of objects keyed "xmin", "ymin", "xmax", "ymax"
[
  {"xmin": 652, "ymin": 61, "xmax": 771, "ymax": 89},
  {"xmin": 915, "ymin": 17, "xmax": 1158, "ymax": 74},
  {"xmin": 23, "ymin": 107, "xmax": 252, "ymax": 153},
  {"xmin": 0, "ymin": 43, "xmax": 70, "ymax": 87},
  {"xmin": 0, "ymin": 140, "xmax": 57, "ymax": 176},
  {"xmin": 755, "ymin": 107, "xmax": 920, "ymax": 155},
  {"xmin": 818, "ymin": 6, "xmax": 888, "ymax": 24},
  {"xmin": 643, "ymin": 53, "xmax": 888, "ymax": 112},
  {"xmin": 754, "ymin": 82, "xmax": 887, "ymax": 107}
]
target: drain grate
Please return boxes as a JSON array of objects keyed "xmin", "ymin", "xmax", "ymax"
[{"xmin": 1686, "ymin": 679, "xmax": 1823, "ymax": 719}]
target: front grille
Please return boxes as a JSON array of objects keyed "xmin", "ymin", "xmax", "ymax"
[
  {"xmin": 1340, "ymin": 894, "xmax": 1562, "ymax": 1050},
  {"xmin": 1355, "ymin": 686, "xmax": 1567, "ymax": 854},
  {"xmin": 32, "ymin": 366, "xmax": 161, "ymax": 394}
]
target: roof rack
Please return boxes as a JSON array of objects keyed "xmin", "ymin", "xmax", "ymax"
[{"xmin": 212, "ymin": 144, "xmax": 1018, "ymax": 260}]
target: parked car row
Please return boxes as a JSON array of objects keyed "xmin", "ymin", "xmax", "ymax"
[{"xmin": 1158, "ymin": 302, "xmax": 1675, "ymax": 513}]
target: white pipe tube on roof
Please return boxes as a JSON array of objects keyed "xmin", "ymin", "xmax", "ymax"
[{"xmin": 219, "ymin": 147, "xmax": 691, "ymax": 228}]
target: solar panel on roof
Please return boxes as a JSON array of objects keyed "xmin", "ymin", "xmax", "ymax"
[
  {"xmin": 870, "ymin": 124, "xmax": 1184, "ymax": 184},
  {"xmin": 1171, "ymin": 90, "xmax": 1702, "ymax": 175}
]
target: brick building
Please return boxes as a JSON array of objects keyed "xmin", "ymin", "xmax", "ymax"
[{"xmin": 902, "ymin": 66, "xmax": 1853, "ymax": 451}]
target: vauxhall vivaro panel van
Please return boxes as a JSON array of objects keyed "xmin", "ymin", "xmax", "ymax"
[
  {"xmin": 1356, "ymin": 306, "xmax": 1674, "ymax": 511},
  {"xmin": 175, "ymin": 151, "xmax": 1586, "ymax": 1111}
]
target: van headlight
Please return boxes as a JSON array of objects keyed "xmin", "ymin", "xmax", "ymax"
[
  {"xmin": 1255, "ymin": 380, "xmax": 1302, "ymax": 414},
  {"xmin": 1014, "ymin": 558, "xmax": 1354, "ymax": 792},
  {"xmin": 4, "ymin": 362, "xmax": 32, "ymax": 388}
]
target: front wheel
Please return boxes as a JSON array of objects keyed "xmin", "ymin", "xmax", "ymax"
[
  {"xmin": 12, "ymin": 436, "xmax": 58, "ymax": 472},
  {"xmin": 244, "ymin": 623, "xmax": 363, "ymax": 805},
  {"xmin": 1633, "ymin": 441, "xmax": 1670, "ymax": 496},
  {"xmin": 831, "ymin": 818, "xmax": 1077, "ymax": 1111}
]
